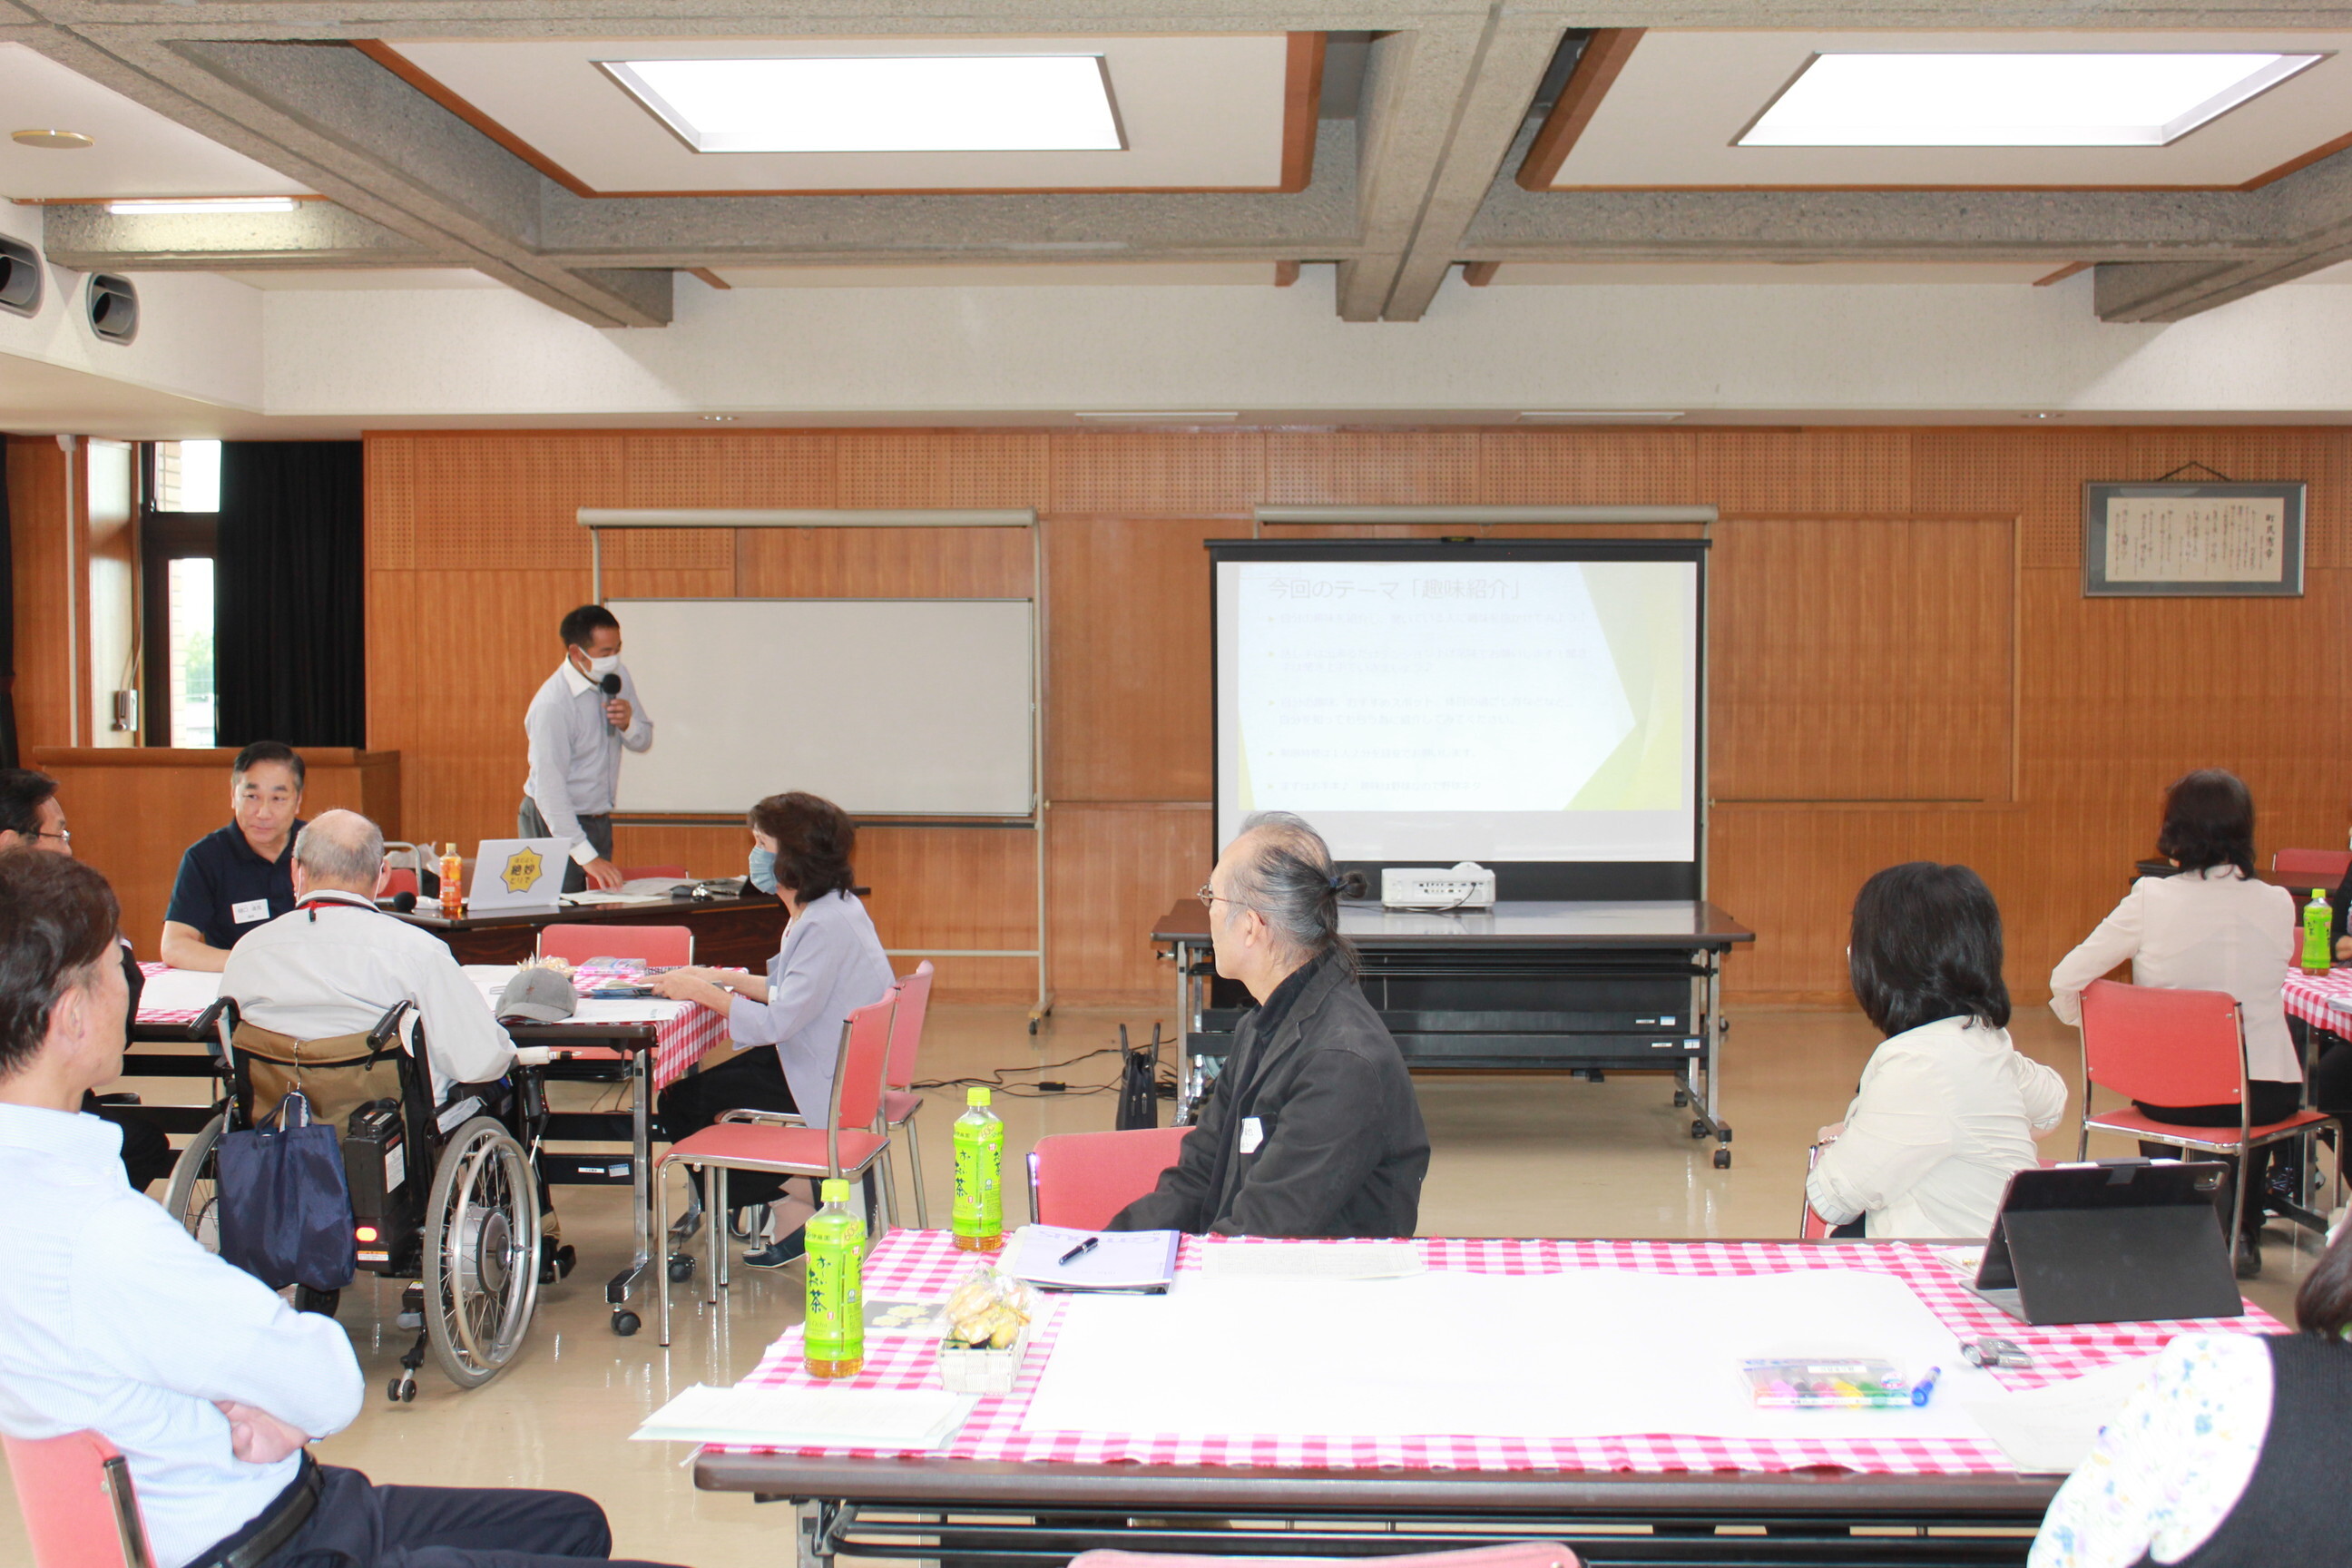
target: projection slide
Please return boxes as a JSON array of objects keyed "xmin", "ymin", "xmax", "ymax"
[{"xmin": 1215, "ymin": 553, "xmax": 1699, "ymax": 864}]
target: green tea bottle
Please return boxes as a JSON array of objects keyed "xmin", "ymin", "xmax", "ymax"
[
  {"xmin": 952, "ymin": 1087, "xmax": 1004, "ymax": 1252},
  {"xmin": 802, "ymin": 1179, "xmax": 864, "ymax": 1378},
  {"xmin": 2304, "ymin": 888, "xmax": 2334, "ymax": 975}
]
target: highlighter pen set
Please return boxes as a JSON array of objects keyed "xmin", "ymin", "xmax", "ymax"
[{"xmin": 1739, "ymin": 1357, "xmax": 1942, "ymax": 1409}]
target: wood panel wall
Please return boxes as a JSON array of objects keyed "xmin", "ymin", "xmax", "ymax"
[{"xmin": 363, "ymin": 426, "xmax": 2352, "ymax": 1008}]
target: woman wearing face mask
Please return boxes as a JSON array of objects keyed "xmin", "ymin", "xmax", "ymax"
[{"xmin": 519, "ymin": 603, "xmax": 654, "ymax": 895}]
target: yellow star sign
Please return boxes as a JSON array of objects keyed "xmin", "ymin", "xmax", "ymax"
[{"xmin": 501, "ymin": 846, "xmax": 545, "ymax": 895}]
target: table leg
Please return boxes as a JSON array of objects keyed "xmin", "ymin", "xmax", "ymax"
[
  {"xmin": 605, "ymin": 1048, "xmax": 653, "ymax": 1333},
  {"xmin": 1172, "ymin": 936, "xmax": 1193, "ymax": 1124},
  {"xmin": 1702, "ymin": 956, "xmax": 1732, "ymax": 1169}
]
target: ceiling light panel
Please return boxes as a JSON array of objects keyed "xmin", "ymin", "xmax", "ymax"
[
  {"xmin": 1741, "ymin": 52, "xmax": 2322, "ymax": 147},
  {"xmin": 602, "ymin": 55, "xmax": 1122, "ymax": 153},
  {"xmin": 107, "ymin": 196, "xmax": 297, "ymax": 214}
]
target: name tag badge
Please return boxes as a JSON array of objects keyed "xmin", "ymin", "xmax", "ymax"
[
  {"xmin": 1239, "ymin": 1116, "xmax": 1264, "ymax": 1155},
  {"xmin": 230, "ymin": 898, "xmax": 270, "ymax": 926}
]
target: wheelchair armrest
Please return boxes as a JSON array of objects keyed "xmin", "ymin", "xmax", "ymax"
[
  {"xmin": 511, "ymin": 1046, "xmax": 553, "ymax": 1068},
  {"xmin": 716, "ymin": 1108, "xmax": 811, "ymax": 1128},
  {"xmin": 190, "ymin": 996, "xmax": 237, "ymax": 1041},
  {"xmin": 368, "ymin": 1000, "xmax": 414, "ymax": 1050}
]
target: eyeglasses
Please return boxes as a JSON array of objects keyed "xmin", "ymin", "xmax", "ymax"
[
  {"xmin": 34, "ymin": 829, "xmax": 69, "ymax": 847},
  {"xmin": 1196, "ymin": 881, "xmax": 1250, "ymax": 914}
]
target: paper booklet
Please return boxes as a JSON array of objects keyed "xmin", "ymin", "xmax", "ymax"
[{"xmin": 1004, "ymin": 1225, "xmax": 1180, "ymax": 1293}]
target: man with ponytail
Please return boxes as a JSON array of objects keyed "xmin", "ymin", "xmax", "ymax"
[{"xmin": 1111, "ymin": 812, "xmax": 1428, "ymax": 1238}]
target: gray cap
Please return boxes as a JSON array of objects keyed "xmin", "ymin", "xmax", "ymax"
[{"xmin": 497, "ymin": 966, "xmax": 578, "ymax": 1023}]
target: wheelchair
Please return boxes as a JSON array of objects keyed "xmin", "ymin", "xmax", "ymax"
[{"xmin": 162, "ymin": 996, "xmax": 545, "ymax": 1403}]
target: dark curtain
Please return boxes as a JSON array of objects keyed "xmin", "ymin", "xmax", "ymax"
[
  {"xmin": 0, "ymin": 440, "xmax": 17, "ymax": 768},
  {"xmin": 216, "ymin": 441, "xmax": 365, "ymax": 747}
]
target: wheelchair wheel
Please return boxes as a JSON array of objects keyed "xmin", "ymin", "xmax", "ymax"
[
  {"xmin": 423, "ymin": 1116, "xmax": 541, "ymax": 1388},
  {"xmin": 162, "ymin": 1112, "xmax": 227, "ymax": 1255}
]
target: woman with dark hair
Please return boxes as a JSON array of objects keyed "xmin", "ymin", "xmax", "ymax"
[
  {"xmin": 2049, "ymin": 769, "xmax": 2298, "ymax": 1277},
  {"xmin": 1806, "ymin": 863, "xmax": 2066, "ymax": 1240},
  {"xmin": 651, "ymin": 791, "xmax": 894, "ymax": 1266},
  {"xmin": 2029, "ymin": 1224, "xmax": 2352, "ymax": 1566}
]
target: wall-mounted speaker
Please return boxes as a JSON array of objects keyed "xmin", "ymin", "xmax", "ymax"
[
  {"xmin": 86, "ymin": 272, "xmax": 137, "ymax": 344},
  {"xmin": 0, "ymin": 236, "xmax": 41, "ymax": 318}
]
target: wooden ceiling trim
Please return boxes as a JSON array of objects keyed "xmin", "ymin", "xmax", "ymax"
[
  {"xmin": 2033, "ymin": 261, "xmax": 2090, "ymax": 287},
  {"xmin": 2242, "ymin": 125, "xmax": 2352, "ymax": 189},
  {"xmin": 1515, "ymin": 29, "xmax": 1643, "ymax": 192},
  {"xmin": 353, "ymin": 40, "xmax": 598, "ymax": 198},
  {"xmin": 1279, "ymin": 32, "xmax": 1326, "ymax": 193}
]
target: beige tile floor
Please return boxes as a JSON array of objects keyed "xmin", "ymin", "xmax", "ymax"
[{"xmin": 2, "ymin": 1002, "xmax": 2333, "ymax": 1566}]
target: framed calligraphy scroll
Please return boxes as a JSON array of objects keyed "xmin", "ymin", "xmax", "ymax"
[{"xmin": 2082, "ymin": 482, "xmax": 2304, "ymax": 597}]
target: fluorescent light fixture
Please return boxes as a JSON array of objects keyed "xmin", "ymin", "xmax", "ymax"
[
  {"xmin": 1516, "ymin": 410, "xmax": 1686, "ymax": 423},
  {"xmin": 1075, "ymin": 411, "xmax": 1240, "ymax": 422},
  {"xmin": 1740, "ymin": 52, "xmax": 2323, "ymax": 147},
  {"xmin": 105, "ymin": 197, "xmax": 299, "ymax": 215},
  {"xmin": 601, "ymin": 55, "xmax": 1123, "ymax": 153}
]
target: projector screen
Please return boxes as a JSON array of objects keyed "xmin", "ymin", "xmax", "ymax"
[{"xmin": 1212, "ymin": 541, "xmax": 1706, "ymax": 893}]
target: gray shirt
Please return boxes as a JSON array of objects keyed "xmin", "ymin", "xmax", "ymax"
[
  {"xmin": 523, "ymin": 659, "xmax": 652, "ymax": 866},
  {"xmin": 727, "ymin": 889, "xmax": 897, "ymax": 1116}
]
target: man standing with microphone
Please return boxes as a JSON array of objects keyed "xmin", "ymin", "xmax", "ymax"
[{"xmin": 520, "ymin": 604, "xmax": 653, "ymax": 893}]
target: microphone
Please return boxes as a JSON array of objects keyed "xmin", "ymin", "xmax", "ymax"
[
  {"xmin": 387, "ymin": 891, "xmax": 418, "ymax": 913},
  {"xmin": 599, "ymin": 673, "xmax": 621, "ymax": 699}
]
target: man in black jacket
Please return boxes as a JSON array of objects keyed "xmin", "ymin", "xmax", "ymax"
[{"xmin": 1111, "ymin": 813, "xmax": 1427, "ymax": 1238}]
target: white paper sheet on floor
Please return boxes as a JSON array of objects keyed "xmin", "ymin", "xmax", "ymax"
[
  {"xmin": 1019, "ymin": 1269, "xmax": 2006, "ymax": 1442},
  {"xmin": 1961, "ymin": 1357, "xmax": 2159, "ymax": 1474},
  {"xmin": 631, "ymin": 1383, "xmax": 975, "ymax": 1449},
  {"xmin": 140, "ymin": 967, "xmax": 223, "ymax": 1014}
]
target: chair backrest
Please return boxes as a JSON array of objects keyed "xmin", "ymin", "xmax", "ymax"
[
  {"xmin": 823, "ymin": 990, "xmax": 899, "ymax": 1174},
  {"xmin": 535, "ymin": 924, "xmax": 693, "ymax": 966},
  {"xmin": 886, "ymin": 960, "xmax": 935, "ymax": 1092},
  {"xmin": 1029, "ymin": 1126, "xmax": 1192, "ymax": 1230},
  {"xmin": 3, "ymin": 1430, "xmax": 157, "ymax": 1568},
  {"xmin": 2079, "ymin": 979, "xmax": 2248, "ymax": 1109},
  {"xmin": 2273, "ymin": 848, "xmax": 2352, "ymax": 883},
  {"xmin": 619, "ymin": 864, "xmax": 690, "ymax": 882},
  {"xmin": 1798, "ymin": 1142, "xmax": 1832, "ymax": 1240},
  {"xmin": 382, "ymin": 867, "xmax": 419, "ymax": 897},
  {"xmin": 1072, "ymin": 1544, "xmax": 1578, "ymax": 1568}
]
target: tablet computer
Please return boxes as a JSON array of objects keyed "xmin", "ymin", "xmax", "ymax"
[{"xmin": 1970, "ymin": 1159, "xmax": 2241, "ymax": 1326}]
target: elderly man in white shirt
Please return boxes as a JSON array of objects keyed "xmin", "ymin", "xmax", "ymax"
[
  {"xmin": 519, "ymin": 603, "xmax": 652, "ymax": 895},
  {"xmin": 222, "ymin": 809, "xmax": 514, "ymax": 1096},
  {"xmin": 0, "ymin": 851, "xmax": 672, "ymax": 1568}
]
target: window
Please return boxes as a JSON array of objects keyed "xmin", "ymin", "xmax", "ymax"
[{"xmin": 142, "ymin": 441, "xmax": 220, "ymax": 748}]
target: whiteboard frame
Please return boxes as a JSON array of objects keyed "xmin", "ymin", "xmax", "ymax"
[{"xmin": 580, "ymin": 506, "xmax": 1052, "ymax": 1022}]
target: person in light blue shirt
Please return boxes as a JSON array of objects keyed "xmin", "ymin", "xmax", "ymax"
[
  {"xmin": 653, "ymin": 791, "xmax": 894, "ymax": 1268},
  {"xmin": 0, "ymin": 852, "xmax": 678, "ymax": 1568}
]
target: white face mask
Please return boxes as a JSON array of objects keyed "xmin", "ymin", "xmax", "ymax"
[{"xmin": 583, "ymin": 652, "xmax": 621, "ymax": 679}]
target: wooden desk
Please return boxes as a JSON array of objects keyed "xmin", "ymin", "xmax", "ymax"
[
  {"xmin": 31, "ymin": 746, "xmax": 399, "ymax": 961},
  {"xmin": 395, "ymin": 892, "xmax": 787, "ymax": 967}
]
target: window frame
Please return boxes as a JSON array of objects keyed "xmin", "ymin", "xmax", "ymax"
[{"xmin": 139, "ymin": 442, "xmax": 220, "ymax": 749}]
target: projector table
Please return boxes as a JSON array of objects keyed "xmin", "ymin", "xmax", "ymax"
[{"xmin": 1152, "ymin": 898, "xmax": 1753, "ymax": 1165}]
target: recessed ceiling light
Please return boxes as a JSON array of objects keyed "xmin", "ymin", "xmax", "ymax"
[
  {"xmin": 1073, "ymin": 411, "xmax": 1240, "ymax": 422},
  {"xmin": 1740, "ymin": 52, "xmax": 2323, "ymax": 148},
  {"xmin": 600, "ymin": 56, "xmax": 1124, "ymax": 154},
  {"xmin": 2023, "ymin": 411, "xmax": 2065, "ymax": 420},
  {"xmin": 105, "ymin": 197, "xmax": 299, "ymax": 216},
  {"xmin": 701, "ymin": 414, "xmax": 738, "ymax": 422},
  {"xmin": 12, "ymin": 129, "xmax": 93, "ymax": 151},
  {"xmin": 1516, "ymin": 410, "xmax": 1687, "ymax": 423}
]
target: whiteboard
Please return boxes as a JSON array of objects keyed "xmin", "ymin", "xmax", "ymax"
[{"xmin": 609, "ymin": 599, "xmax": 1035, "ymax": 817}]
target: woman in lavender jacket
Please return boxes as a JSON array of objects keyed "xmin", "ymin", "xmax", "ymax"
[{"xmin": 652, "ymin": 791, "xmax": 895, "ymax": 1266}]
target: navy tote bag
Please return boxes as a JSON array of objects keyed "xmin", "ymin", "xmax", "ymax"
[{"xmin": 216, "ymin": 1088, "xmax": 357, "ymax": 1292}]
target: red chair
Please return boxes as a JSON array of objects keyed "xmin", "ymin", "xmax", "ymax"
[
  {"xmin": 1071, "ymin": 1541, "xmax": 1578, "ymax": 1568},
  {"xmin": 619, "ymin": 864, "xmax": 690, "ymax": 882},
  {"xmin": 654, "ymin": 990, "xmax": 899, "ymax": 1345},
  {"xmin": 2078, "ymin": 978, "xmax": 2339, "ymax": 1265},
  {"xmin": 2273, "ymin": 848, "xmax": 2352, "ymax": 885},
  {"xmin": 877, "ymin": 960, "xmax": 936, "ymax": 1229},
  {"xmin": 1028, "ymin": 1126, "xmax": 1192, "ymax": 1231},
  {"xmin": 1798, "ymin": 1142, "xmax": 1836, "ymax": 1240},
  {"xmin": 535, "ymin": 924, "xmax": 694, "ymax": 967},
  {"xmin": 382, "ymin": 867, "xmax": 419, "ymax": 897},
  {"xmin": 3, "ymin": 1429, "xmax": 157, "ymax": 1568}
]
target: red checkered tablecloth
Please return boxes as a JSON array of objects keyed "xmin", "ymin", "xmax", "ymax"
[
  {"xmin": 2284, "ymin": 969, "xmax": 2352, "ymax": 1033},
  {"xmin": 726, "ymin": 1230, "xmax": 2279, "ymax": 1477},
  {"xmin": 135, "ymin": 962, "xmax": 726, "ymax": 1093}
]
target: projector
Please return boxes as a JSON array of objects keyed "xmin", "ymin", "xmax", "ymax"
[{"xmin": 1380, "ymin": 862, "xmax": 1497, "ymax": 910}]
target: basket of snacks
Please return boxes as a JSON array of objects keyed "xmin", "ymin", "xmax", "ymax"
[{"xmin": 937, "ymin": 1268, "xmax": 1037, "ymax": 1395}]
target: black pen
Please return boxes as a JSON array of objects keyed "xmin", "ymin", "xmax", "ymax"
[{"xmin": 1057, "ymin": 1236, "xmax": 1100, "ymax": 1266}]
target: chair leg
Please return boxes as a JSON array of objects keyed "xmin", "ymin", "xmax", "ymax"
[
  {"xmin": 876, "ymin": 1142, "xmax": 901, "ymax": 1235},
  {"xmin": 713, "ymin": 1167, "xmax": 729, "ymax": 1295},
  {"xmin": 655, "ymin": 1158, "xmax": 672, "ymax": 1348},
  {"xmin": 906, "ymin": 1113, "xmax": 929, "ymax": 1230}
]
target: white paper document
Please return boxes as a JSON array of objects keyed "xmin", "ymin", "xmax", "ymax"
[
  {"xmin": 1961, "ymin": 1357, "xmax": 2158, "ymax": 1475},
  {"xmin": 140, "ymin": 967, "xmax": 223, "ymax": 1014},
  {"xmin": 1021, "ymin": 1269, "xmax": 2004, "ymax": 1443},
  {"xmin": 631, "ymin": 1383, "xmax": 974, "ymax": 1449},
  {"xmin": 1196, "ymin": 1242, "xmax": 1426, "ymax": 1281},
  {"xmin": 1005, "ymin": 1226, "xmax": 1180, "ymax": 1292}
]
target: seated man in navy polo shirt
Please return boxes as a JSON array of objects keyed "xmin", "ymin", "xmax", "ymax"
[{"xmin": 159, "ymin": 740, "xmax": 308, "ymax": 973}]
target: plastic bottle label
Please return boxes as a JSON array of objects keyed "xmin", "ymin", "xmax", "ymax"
[{"xmin": 804, "ymin": 1219, "xmax": 863, "ymax": 1368}]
